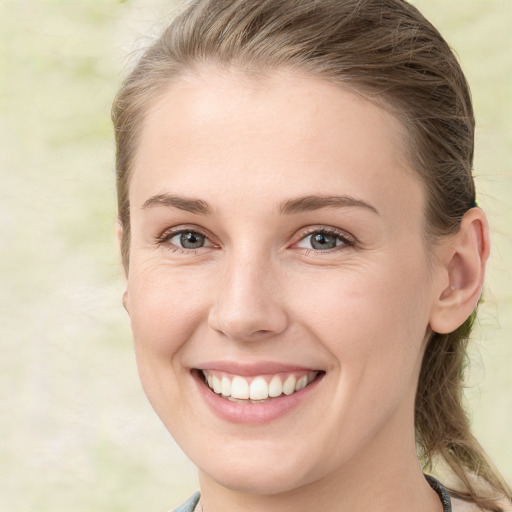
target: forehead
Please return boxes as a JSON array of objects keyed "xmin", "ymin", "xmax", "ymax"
[{"xmin": 130, "ymin": 69, "xmax": 424, "ymax": 221}]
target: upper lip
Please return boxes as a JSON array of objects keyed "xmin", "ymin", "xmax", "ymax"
[{"xmin": 195, "ymin": 360, "xmax": 322, "ymax": 376}]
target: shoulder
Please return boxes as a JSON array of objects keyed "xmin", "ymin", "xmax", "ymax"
[
  {"xmin": 169, "ymin": 491, "xmax": 201, "ymax": 512},
  {"xmin": 451, "ymin": 496, "xmax": 512, "ymax": 512},
  {"xmin": 451, "ymin": 498, "xmax": 483, "ymax": 512}
]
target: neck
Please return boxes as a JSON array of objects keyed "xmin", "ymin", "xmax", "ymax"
[{"xmin": 197, "ymin": 411, "xmax": 442, "ymax": 512}]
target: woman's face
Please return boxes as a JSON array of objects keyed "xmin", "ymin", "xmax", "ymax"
[{"xmin": 125, "ymin": 70, "xmax": 440, "ymax": 493}]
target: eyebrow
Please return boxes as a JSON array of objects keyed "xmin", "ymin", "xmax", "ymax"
[
  {"xmin": 141, "ymin": 193, "xmax": 379, "ymax": 216},
  {"xmin": 142, "ymin": 194, "xmax": 211, "ymax": 215},
  {"xmin": 279, "ymin": 195, "xmax": 380, "ymax": 215}
]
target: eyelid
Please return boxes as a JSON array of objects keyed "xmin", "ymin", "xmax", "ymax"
[
  {"xmin": 156, "ymin": 224, "xmax": 218, "ymax": 250},
  {"xmin": 168, "ymin": 231, "xmax": 214, "ymax": 248},
  {"xmin": 292, "ymin": 225, "xmax": 357, "ymax": 249},
  {"xmin": 154, "ymin": 224, "xmax": 356, "ymax": 252}
]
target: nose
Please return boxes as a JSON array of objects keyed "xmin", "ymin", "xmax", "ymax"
[{"xmin": 208, "ymin": 252, "xmax": 289, "ymax": 342}]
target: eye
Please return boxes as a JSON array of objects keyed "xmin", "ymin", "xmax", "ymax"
[
  {"xmin": 163, "ymin": 229, "xmax": 214, "ymax": 250},
  {"xmin": 295, "ymin": 229, "xmax": 353, "ymax": 251}
]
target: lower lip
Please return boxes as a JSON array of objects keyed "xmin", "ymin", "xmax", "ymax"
[{"xmin": 192, "ymin": 370, "xmax": 324, "ymax": 425}]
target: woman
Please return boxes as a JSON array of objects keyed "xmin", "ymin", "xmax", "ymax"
[{"xmin": 112, "ymin": 0, "xmax": 511, "ymax": 510}]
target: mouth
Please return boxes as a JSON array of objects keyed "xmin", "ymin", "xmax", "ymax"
[
  {"xmin": 192, "ymin": 365, "xmax": 326, "ymax": 424},
  {"xmin": 198, "ymin": 369, "xmax": 323, "ymax": 403}
]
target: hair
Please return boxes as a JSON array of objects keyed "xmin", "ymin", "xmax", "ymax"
[{"xmin": 112, "ymin": 0, "xmax": 511, "ymax": 509}]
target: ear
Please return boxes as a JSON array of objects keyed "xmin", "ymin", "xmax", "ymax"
[
  {"xmin": 122, "ymin": 289, "xmax": 130, "ymax": 315},
  {"xmin": 429, "ymin": 208, "xmax": 490, "ymax": 334},
  {"xmin": 116, "ymin": 218, "xmax": 130, "ymax": 315},
  {"xmin": 115, "ymin": 217, "xmax": 123, "ymax": 247}
]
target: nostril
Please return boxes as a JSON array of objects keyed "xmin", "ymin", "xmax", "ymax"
[
  {"xmin": 208, "ymin": 315, "xmax": 288, "ymax": 342},
  {"xmin": 207, "ymin": 283, "xmax": 289, "ymax": 341},
  {"xmin": 249, "ymin": 329, "xmax": 272, "ymax": 336}
]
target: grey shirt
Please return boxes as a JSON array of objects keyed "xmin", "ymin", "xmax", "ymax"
[
  {"xmin": 172, "ymin": 491, "xmax": 200, "ymax": 512},
  {"xmin": 171, "ymin": 476, "xmax": 453, "ymax": 512}
]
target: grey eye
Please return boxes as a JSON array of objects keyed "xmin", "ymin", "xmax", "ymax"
[
  {"xmin": 296, "ymin": 230, "xmax": 349, "ymax": 251},
  {"xmin": 310, "ymin": 232, "xmax": 338, "ymax": 250},
  {"xmin": 170, "ymin": 231, "xmax": 207, "ymax": 249}
]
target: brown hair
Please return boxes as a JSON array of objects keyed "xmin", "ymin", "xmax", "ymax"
[{"xmin": 112, "ymin": 0, "xmax": 511, "ymax": 509}]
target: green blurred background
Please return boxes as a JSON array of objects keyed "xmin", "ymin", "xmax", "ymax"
[{"xmin": 0, "ymin": 1, "xmax": 510, "ymax": 510}]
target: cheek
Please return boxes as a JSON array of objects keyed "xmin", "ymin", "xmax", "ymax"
[
  {"xmin": 299, "ymin": 265, "xmax": 426, "ymax": 321},
  {"xmin": 127, "ymin": 264, "xmax": 211, "ymax": 360},
  {"xmin": 126, "ymin": 265, "xmax": 212, "ymax": 424},
  {"xmin": 287, "ymin": 256, "xmax": 432, "ymax": 374}
]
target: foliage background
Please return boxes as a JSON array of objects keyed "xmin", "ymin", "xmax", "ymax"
[{"xmin": 0, "ymin": 0, "xmax": 510, "ymax": 510}]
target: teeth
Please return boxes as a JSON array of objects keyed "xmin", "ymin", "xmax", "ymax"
[
  {"xmin": 202, "ymin": 370, "xmax": 319, "ymax": 401},
  {"xmin": 282, "ymin": 375, "xmax": 296, "ymax": 395},
  {"xmin": 249, "ymin": 376, "xmax": 268, "ymax": 400},
  {"xmin": 212, "ymin": 375, "xmax": 222, "ymax": 394},
  {"xmin": 221, "ymin": 376, "xmax": 231, "ymax": 396},
  {"xmin": 231, "ymin": 376, "xmax": 249, "ymax": 399},
  {"xmin": 268, "ymin": 374, "xmax": 283, "ymax": 397},
  {"xmin": 295, "ymin": 375, "xmax": 308, "ymax": 391}
]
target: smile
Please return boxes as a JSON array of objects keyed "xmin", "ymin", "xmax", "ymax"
[
  {"xmin": 193, "ymin": 364, "xmax": 326, "ymax": 424},
  {"xmin": 201, "ymin": 370, "xmax": 320, "ymax": 402}
]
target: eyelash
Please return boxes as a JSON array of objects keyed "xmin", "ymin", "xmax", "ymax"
[
  {"xmin": 294, "ymin": 226, "xmax": 356, "ymax": 253},
  {"xmin": 156, "ymin": 225, "xmax": 215, "ymax": 254},
  {"xmin": 155, "ymin": 225, "xmax": 355, "ymax": 254}
]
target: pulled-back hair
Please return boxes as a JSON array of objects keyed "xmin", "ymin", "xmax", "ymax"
[{"xmin": 112, "ymin": 0, "xmax": 511, "ymax": 509}]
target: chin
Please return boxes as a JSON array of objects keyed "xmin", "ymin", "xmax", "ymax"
[
  {"xmin": 193, "ymin": 440, "xmax": 324, "ymax": 496},
  {"xmin": 202, "ymin": 462, "xmax": 314, "ymax": 496}
]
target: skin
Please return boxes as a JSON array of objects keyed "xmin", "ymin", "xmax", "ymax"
[{"xmin": 122, "ymin": 69, "xmax": 489, "ymax": 512}]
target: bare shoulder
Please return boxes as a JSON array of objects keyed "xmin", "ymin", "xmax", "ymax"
[
  {"xmin": 451, "ymin": 498, "xmax": 482, "ymax": 512},
  {"xmin": 451, "ymin": 497, "xmax": 512, "ymax": 512}
]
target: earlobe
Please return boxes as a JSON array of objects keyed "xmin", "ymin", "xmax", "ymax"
[
  {"xmin": 116, "ymin": 219, "xmax": 130, "ymax": 315},
  {"xmin": 429, "ymin": 208, "xmax": 490, "ymax": 334},
  {"xmin": 116, "ymin": 217, "xmax": 123, "ymax": 245},
  {"xmin": 116, "ymin": 218, "xmax": 129, "ymax": 279},
  {"xmin": 122, "ymin": 290, "xmax": 130, "ymax": 315}
]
